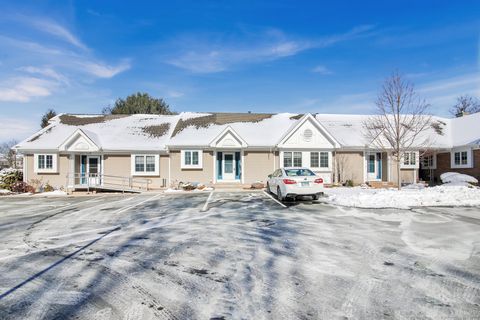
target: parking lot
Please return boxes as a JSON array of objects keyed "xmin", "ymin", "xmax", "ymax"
[{"xmin": 0, "ymin": 191, "xmax": 479, "ymax": 319}]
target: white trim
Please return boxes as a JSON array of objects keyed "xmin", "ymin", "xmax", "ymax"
[
  {"xmin": 33, "ymin": 153, "xmax": 58, "ymax": 173},
  {"xmin": 450, "ymin": 148, "xmax": 473, "ymax": 169},
  {"xmin": 420, "ymin": 152, "xmax": 437, "ymax": 170},
  {"xmin": 168, "ymin": 155, "xmax": 171, "ymax": 187},
  {"xmin": 180, "ymin": 150, "xmax": 203, "ymax": 169},
  {"xmin": 213, "ymin": 151, "xmax": 217, "ymax": 183},
  {"xmin": 241, "ymin": 149, "xmax": 245, "ymax": 184},
  {"xmin": 130, "ymin": 154, "xmax": 160, "ymax": 176},
  {"xmin": 400, "ymin": 151, "xmax": 420, "ymax": 169},
  {"xmin": 23, "ymin": 155, "xmax": 28, "ymax": 182},
  {"xmin": 58, "ymin": 129, "xmax": 100, "ymax": 152},
  {"xmin": 209, "ymin": 126, "xmax": 248, "ymax": 148},
  {"xmin": 277, "ymin": 113, "xmax": 340, "ymax": 148}
]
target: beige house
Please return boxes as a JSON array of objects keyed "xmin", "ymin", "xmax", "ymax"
[{"xmin": 15, "ymin": 112, "xmax": 480, "ymax": 191}]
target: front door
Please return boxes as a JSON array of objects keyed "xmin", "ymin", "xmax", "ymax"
[
  {"xmin": 222, "ymin": 153, "xmax": 236, "ymax": 180},
  {"xmin": 367, "ymin": 153, "xmax": 382, "ymax": 181},
  {"xmin": 87, "ymin": 156, "xmax": 101, "ymax": 185}
]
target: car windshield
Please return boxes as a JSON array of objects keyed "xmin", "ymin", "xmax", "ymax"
[{"xmin": 284, "ymin": 169, "xmax": 316, "ymax": 177}]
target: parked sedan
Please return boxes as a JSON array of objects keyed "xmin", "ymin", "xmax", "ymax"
[{"xmin": 266, "ymin": 167, "xmax": 324, "ymax": 201}]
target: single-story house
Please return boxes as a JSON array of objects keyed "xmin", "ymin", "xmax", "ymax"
[{"xmin": 14, "ymin": 112, "xmax": 479, "ymax": 191}]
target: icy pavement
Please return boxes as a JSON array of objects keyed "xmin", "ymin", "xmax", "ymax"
[{"xmin": 0, "ymin": 192, "xmax": 479, "ymax": 319}]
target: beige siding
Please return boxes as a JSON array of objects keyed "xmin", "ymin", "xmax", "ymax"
[
  {"xmin": 169, "ymin": 151, "xmax": 214, "ymax": 186},
  {"xmin": 24, "ymin": 154, "xmax": 69, "ymax": 189},
  {"xmin": 389, "ymin": 159, "xmax": 417, "ymax": 184},
  {"xmin": 333, "ymin": 151, "xmax": 364, "ymax": 185},
  {"xmin": 243, "ymin": 151, "xmax": 275, "ymax": 184}
]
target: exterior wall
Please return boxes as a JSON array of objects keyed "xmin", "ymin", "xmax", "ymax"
[
  {"xmin": 24, "ymin": 154, "xmax": 69, "ymax": 189},
  {"xmin": 389, "ymin": 158, "xmax": 417, "ymax": 185},
  {"xmin": 333, "ymin": 151, "xmax": 364, "ymax": 185},
  {"xmin": 433, "ymin": 150, "xmax": 480, "ymax": 183},
  {"xmin": 381, "ymin": 152, "xmax": 388, "ymax": 181},
  {"xmin": 243, "ymin": 151, "xmax": 275, "ymax": 184},
  {"xmin": 169, "ymin": 150, "xmax": 214, "ymax": 186}
]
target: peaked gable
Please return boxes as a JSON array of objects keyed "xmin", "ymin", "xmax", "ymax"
[
  {"xmin": 58, "ymin": 129, "xmax": 100, "ymax": 152},
  {"xmin": 210, "ymin": 126, "xmax": 248, "ymax": 148},
  {"xmin": 278, "ymin": 114, "xmax": 339, "ymax": 148}
]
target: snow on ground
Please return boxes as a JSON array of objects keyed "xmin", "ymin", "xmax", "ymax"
[
  {"xmin": 0, "ymin": 189, "xmax": 12, "ymax": 195},
  {"xmin": 323, "ymin": 185, "xmax": 480, "ymax": 209},
  {"xmin": 0, "ymin": 192, "xmax": 479, "ymax": 319},
  {"xmin": 32, "ymin": 190, "xmax": 68, "ymax": 197},
  {"xmin": 440, "ymin": 172, "xmax": 478, "ymax": 186}
]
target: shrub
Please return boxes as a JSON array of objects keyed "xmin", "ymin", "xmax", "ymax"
[
  {"xmin": 345, "ymin": 180, "xmax": 354, "ymax": 187},
  {"xmin": 44, "ymin": 183, "xmax": 54, "ymax": 192},
  {"xmin": 11, "ymin": 181, "xmax": 35, "ymax": 193},
  {"xmin": 0, "ymin": 168, "xmax": 23, "ymax": 191}
]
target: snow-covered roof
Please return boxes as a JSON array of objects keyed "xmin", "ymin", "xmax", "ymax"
[
  {"xmin": 17, "ymin": 114, "xmax": 179, "ymax": 151},
  {"xmin": 15, "ymin": 111, "xmax": 480, "ymax": 152}
]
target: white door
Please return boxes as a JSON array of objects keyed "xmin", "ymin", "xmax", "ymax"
[
  {"xmin": 222, "ymin": 153, "xmax": 236, "ymax": 180},
  {"xmin": 87, "ymin": 156, "xmax": 101, "ymax": 185}
]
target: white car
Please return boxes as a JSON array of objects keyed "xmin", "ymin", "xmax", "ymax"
[{"xmin": 266, "ymin": 167, "xmax": 324, "ymax": 201}]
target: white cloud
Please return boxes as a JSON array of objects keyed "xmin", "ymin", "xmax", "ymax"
[
  {"xmin": 26, "ymin": 18, "xmax": 88, "ymax": 51},
  {"xmin": 312, "ymin": 65, "xmax": 333, "ymax": 75},
  {"xmin": 167, "ymin": 90, "xmax": 184, "ymax": 98},
  {"xmin": 79, "ymin": 60, "xmax": 131, "ymax": 78},
  {"xmin": 167, "ymin": 25, "xmax": 375, "ymax": 73},
  {"xmin": 17, "ymin": 66, "xmax": 67, "ymax": 83},
  {"xmin": 0, "ymin": 77, "xmax": 57, "ymax": 102}
]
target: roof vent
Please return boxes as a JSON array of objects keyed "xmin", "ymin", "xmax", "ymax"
[{"xmin": 303, "ymin": 129, "xmax": 313, "ymax": 142}]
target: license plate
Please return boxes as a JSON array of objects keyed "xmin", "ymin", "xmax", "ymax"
[{"xmin": 301, "ymin": 182, "xmax": 309, "ymax": 187}]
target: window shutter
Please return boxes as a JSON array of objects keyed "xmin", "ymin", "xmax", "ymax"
[
  {"xmin": 235, "ymin": 152, "xmax": 241, "ymax": 180},
  {"xmin": 217, "ymin": 152, "xmax": 223, "ymax": 180}
]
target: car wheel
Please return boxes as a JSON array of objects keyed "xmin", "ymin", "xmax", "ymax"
[
  {"xmin": 312, "ymin": 194, "xmax": 319, "ymax": 201},
  {"xmin": 277, "ymin": 187, "xmax": 284, "ymax": 201}
]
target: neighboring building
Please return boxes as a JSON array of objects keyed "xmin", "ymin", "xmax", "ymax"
[{"xmin": 14, "ymin": 112, "xmax": 479, "ymax": 191}]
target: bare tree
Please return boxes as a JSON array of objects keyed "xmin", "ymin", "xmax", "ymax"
[
  {"xmin": 0, "ymin": 140, "xmax": 19, "ymax": 168},
  {"xmin": 363, "ymin": 72, "xmax": 432, "ymax": 189},
  {"xmin": 449, "ymin": 95, "xmax": 480, "ymax": 117}
]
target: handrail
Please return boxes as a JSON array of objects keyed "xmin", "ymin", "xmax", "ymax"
[{"xmin": 66, "ymin": 172, "xmax": 150, "ymax": 193}]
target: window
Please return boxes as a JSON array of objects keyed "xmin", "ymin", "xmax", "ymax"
[
  {"xmin": 310, "ymin": 152, "xmax": 319, "ymax": 167},
  {"xmin": 401, "ymin": 151, "xmax": 419, "ymax": 168},
  {"xmin": 293, "ymin": 152, "xmax": 302, "ymax": 167},
  {"xmin": 284, "ymin": 168, "xmax": 316, "ymax": 177},
  {"xmin": 181, "ymin": 150, "xmax": 202, "ymax": 169},
  {"xmin": 34, "ymin": 154, "xmax": 57, "ymax": 173},
  {"xmin": 451, "ymin": 149, "xmax": 472, "ymax": 168},
  {"xmin": 310, "ymin": 152, "xmax": 329, "ymax": 168},
  {"xmin": 132, "ymin": 155, "xmax": 159, "ymax": 175},
  {"xmin": 421, "ymin": 154, "xmax": 436, "ymax": 169},
  {"xmin": 283, "ymin": 152, "xmax": 292, "ymax": 167},
  {"xmin": 368, "ymin": 154, "xmax": 375, "ymax": 173}
]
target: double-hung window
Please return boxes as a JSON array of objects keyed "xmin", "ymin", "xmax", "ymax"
[
  {"xmin": 401, "ymin": 151, "xmax": 419, "ymax": 168},
  {"xmin": 283, "ymin": 152, "xmax": 292, "ymax": 167},
  {"xmin": 310, "ymin": 152, "xmax": 329, "ymax": 169},
  {"xmin": 132, "ymin": 155, "xmax": 159, "ymax": 175},
  {"xmin": 284, "ymin": 152, "xmax": 302, "ymax": 167},
  {"xmin": 451, "ymin": 149, "xmax": 472, "ymax": 168},
  {"xmin": 34, "ymin": 154, "xmax": 57, "ymax": 173},
  {"xmin": 181, "ymin": 150, "xmax": 202, "ymax": 169}
]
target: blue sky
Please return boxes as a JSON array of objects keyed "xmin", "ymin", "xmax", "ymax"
[{"xmin": 0, "ymin": 0, "xmax": 479, "ymax": 142}]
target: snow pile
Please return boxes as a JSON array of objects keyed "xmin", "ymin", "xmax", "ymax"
[
  {"xmin": 0, "ymin": 189, "xmax": 12, "ymax": 195},
  {"xmin": 440, "ymin": 172, "xmax": 478, "ymax": 186},
  {"xmin": 33, "ymin": 190, "xmax": 68, "ymax": 197},
  {"xmin": 323, "ymin": 185, "xmax": 480, "ymax": 209}
]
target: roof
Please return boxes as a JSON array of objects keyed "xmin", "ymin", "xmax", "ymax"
[{"xmin": 15, "ymin": 111, "xmax": 480, "ymax": 152}]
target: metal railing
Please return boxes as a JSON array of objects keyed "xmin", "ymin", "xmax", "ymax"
[{"xmin": 66, "ymin": 173, "xmax": 150, "ymax": 193}]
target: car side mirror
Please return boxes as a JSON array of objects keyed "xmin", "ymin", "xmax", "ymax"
[{"xmin": 268, "ymin": 174, "xmax": 272, "ymax": 178}]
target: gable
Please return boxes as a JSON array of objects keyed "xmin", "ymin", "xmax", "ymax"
[
  {"xmin": 210, "ymin": 127, "xmax": 247, "ymax": 148},
  {"xmin": 279, "ymin": 117, "xmax": 335, "ymax": 148},
  {"xmin": 59, "ymin": 129, "xmax": 100, "ymax": 152}
]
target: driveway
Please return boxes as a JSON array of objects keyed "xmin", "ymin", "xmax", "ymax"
[{"xmin": 0, "ymin": 192, "xmax": 479, "ymax": 319}]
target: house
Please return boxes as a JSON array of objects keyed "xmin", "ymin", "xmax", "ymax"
[{"xmin": 14, "ymin": 112, "xmax": 479, "ymax": 191}]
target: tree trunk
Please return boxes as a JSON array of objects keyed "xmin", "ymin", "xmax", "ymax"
[{"xmin": 397, "ymin": 157, "xmax": 401, "ymax": 190}]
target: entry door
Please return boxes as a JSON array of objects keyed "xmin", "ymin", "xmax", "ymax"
[
  {"xmin": 222, "ymin": 153, "xmax": 236, "ymax": 180},
  {"xmin": 367, "ymin": 153, "xmax": 382, "ymax": 181},
  {"xmin": 87, "ymin": 156, "xmax": 101, "ymax": 185}
]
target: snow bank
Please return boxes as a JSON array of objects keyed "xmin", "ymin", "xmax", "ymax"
[
  {"xmin": 33, "ymin": 190, "xmax": 68, "ymax": 197},
  {"xmin": 0, "ymin": 189, "xmax": 12, "ymax": 195},
  {"xmin": 323, "ymin": 185, "xmax": 480, "ymax": 209},
  {"xmin": 440, "ymin": 172, "xmax": 478, "ymax": 186}
]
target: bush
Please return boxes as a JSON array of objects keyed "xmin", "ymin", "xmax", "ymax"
[
  {"xmin": 345, "ymin": 179, "xmax": 354, "ymax": 187},
  {"xmin": 44, "ymin": 183, "xmax": 54, "ymax": 192},
  {"xmin": 0, "ymin": 168, "xmax": 23, "ymax": 191},
  {"xmin": 11, "ymin": 181, "xmax": 35, "ymax": 193}
]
